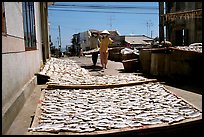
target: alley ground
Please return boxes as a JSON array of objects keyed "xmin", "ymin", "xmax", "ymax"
[{"xmin": 5, "ymin": 55, "xmax": 202, "ymax": 135}]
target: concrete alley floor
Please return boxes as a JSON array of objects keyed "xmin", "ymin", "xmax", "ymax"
[{"xmin": 5, "ymin": 55, "xmax": 202, "ymax": 135}]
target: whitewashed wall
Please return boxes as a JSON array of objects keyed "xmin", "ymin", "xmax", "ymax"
[{"xmin": 2, "ymin": 2, "xmax": 44, "ymax": 134}]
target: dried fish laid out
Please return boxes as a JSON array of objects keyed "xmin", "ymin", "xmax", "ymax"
[
  {"xmin": 174, "ymin": 46, "xmax": 202, "ymax": 53},
  {"xmin": 28, "ymin": 83, "xmax": 202, "ymax": 133},
  {"xmin": 38, "ymin": 57, "xmax": 147, "ymax": 85}
]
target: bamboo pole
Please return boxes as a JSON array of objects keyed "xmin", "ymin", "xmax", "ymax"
[{"xmin": 46, "ymin": 79, "xmax": 158, "ymax": 90}]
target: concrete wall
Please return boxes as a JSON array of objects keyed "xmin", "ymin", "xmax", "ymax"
[
  {"xmin": 4, "ymin": 2, "xmax": 24, "ymax": 38},
  {"xmin": 150, "ymin": 53, "xmax": 169, "ymax": 76},
  {"xmin": 139, "ymin": 49, "xmax": 152, "ymax": 74},
  {"xmin": 2, "ymin": 2, "xmax": 44, "ymax": 134},
  {"xmin": 168, "ymin": 49, "xmax": 203, "ymax": 81},
  {"xmin": 139, "ymin": 48, "xmax": 202, "ymax": 83},
  {"xmin": 80, "ymin": 31, "xmax": 91, "ymax": 51},
  {"xmin": 166, "ymin": 2, "xmax": 202, "ymax": 46}
]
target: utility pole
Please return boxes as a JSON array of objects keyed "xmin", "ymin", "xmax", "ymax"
[
  {"xmin": 110, "ymin": 16, "xmax": 113, "ymax": 30},
  {"xmin": 146, "ymin": 20, "xmax": 153, "ymax": 37},
  {"xmin": 58, "ymin": 25, "xmax": 61, "ymax": 56},
  {"xmin": 58, "ymin": 25, "xmax": 61, "ymax": 49},
  {"xmin": 108, "ymin": 16, "xmax": 115, "ymax": 30},
  {"xmin": 159, "ymin": 2, "xmax": 164, "ymax": 44},
  {"xmin": 146, "ymin": 22, "xmax": 149, "ymax": 36}
]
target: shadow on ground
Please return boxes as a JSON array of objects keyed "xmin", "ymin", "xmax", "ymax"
[
  {"xmin": 81, "ymin": 65, "xmax": 103, "ymax": 72},
  {"xmin": 117, "ymin": 69, "xmax": 142, "ymax": 74}
]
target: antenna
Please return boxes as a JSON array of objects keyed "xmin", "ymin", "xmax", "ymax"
[
  {"xmin": 108, "ymin": 16, "xmax": 115, "ymax": 30},
  {"xmin": 146, "ymin": 20, "xmax": 153, "ymax": 37}
]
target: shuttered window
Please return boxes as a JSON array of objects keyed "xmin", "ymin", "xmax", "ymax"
[{"xmin": 22, "ymin": 2, "xmax": 37, "ymax": 50}]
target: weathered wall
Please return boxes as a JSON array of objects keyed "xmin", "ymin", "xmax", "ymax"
[
  {"xmin": 139, "ymin": 49, "xmax": 152, "ymax": 74},
  {"xmin": 2, "ymin": 2, "xmax": 44, "ymax": 134},
  {"xmin": 168, "ymin": 49, "xmax": 202, "ymax": 82},
  {"xmin": 139, "ymin": 48, "xmax": 202, "ymax": 83},
  {"xmin": 80, "ymin": 31, "xmax": 91, "ymax": 51},
  {"xmin": 166, "ymin": 2, "xmax": 202, "ymax": 46}
]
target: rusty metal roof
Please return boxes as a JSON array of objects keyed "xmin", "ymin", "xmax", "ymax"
[{"xmin": 125, "ymin": 35, "xmax": 153, "ymax": 45}]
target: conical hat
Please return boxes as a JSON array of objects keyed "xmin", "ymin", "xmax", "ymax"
[{"xmin": 101, "ymin": 30, "xmax": 110, "ymax": 34}]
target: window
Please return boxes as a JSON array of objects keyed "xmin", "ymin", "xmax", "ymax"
[
  {"xmin": 22, "ymin": 2, "xmax": 36, "ymax": 50},
  {"xmin": 2, "ymin": 2, "xmax": 6, "ymax": 34}
]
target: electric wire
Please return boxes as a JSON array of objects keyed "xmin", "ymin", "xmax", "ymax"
[
  {"xmin": 49, "ymin": 4, "xmax": 159, "ymax": 10},
  {"xmin": 48, "ymin": 3, "xmax": 159, "ymax": 14},
  {"xmin": 48, "ymin": 8, "xmax": 158, "ymax": 14}
]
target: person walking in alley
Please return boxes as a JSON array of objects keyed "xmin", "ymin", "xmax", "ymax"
[
  {"xmin": 99, "ymin": 30, "xmax": 113, "ymax": 69},
  {"xmin": 79, "ymin": 47, "xmax": 83, "ymax": 58},
  {"xmin": 89, "ymin": 31, "xmax": 100, "ymax": 66}
]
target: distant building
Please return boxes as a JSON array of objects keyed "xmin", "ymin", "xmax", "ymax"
[
  {"xmin": 165, "ymin": 2, "xmax": 202, "ymax": 46},
  {"xmin": 79, "ymin": 31, "xmax": 90, "ymax": 51},
  {"xmin": 73, "ymin": 30, "xmax": 153, "ymax": 50},
  {"xmin": 121, "ymin": 35, "xmax": 153, "ymax": 47},
  {"xmin": 75, "ymin": 29, "xmax": 121, "ymax": 51},
  {"xmin": 71, "ymin": 33, "xmax": 80, "ymax": 55}
]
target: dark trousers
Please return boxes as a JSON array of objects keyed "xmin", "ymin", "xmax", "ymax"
[{"xmin": 92, "ymin": 52, "xmax": 98, "ymax": 66}]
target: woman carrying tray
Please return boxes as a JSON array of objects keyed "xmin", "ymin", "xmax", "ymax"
[{"xmin": 89, "ymin": 31, "xmax": 100, "ymax": 66}]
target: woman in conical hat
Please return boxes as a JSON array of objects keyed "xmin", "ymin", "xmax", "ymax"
[
  {"xmin": 101, "ymin": 30, "xmax": 110, "ymax": 35},
  {"xmin": 99, "ymin": 30, "xmax": 113, "ymax": 69}
]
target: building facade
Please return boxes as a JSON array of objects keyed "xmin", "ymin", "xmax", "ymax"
[
  {"xmin": 165, "ymin": 2, "xmax": 202, "ymax": 46},
  {"xmin": 2, "ymin": 2, "xmax": 51, "ymax": 134}
]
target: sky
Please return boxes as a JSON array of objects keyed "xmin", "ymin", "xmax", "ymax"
[{"xmin": 48, "ymin": 2, "xmax": 159, "ymax": 50}]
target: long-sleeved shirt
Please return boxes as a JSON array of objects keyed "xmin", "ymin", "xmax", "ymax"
[{"xmin": 99, "ymin": 37, "xmax": 113, "ymax": 53}]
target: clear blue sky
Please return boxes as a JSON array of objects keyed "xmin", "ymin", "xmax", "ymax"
[{"xmin": 48, "ymin": 2, "xmax": 159, "ymax": 50}]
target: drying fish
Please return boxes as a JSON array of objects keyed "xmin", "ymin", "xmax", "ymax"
[
  {"xmin": 174, "ymin": 45, "xmax": 202, "ymax": 53},
  {"xmin": 133, "ymin": 122, "xmax": 144, "ymax": 127},
  {"xmin": 184, "ymin": 111, "xmax": 201, "ymax": 118},
  {"xmin": 141, "ymin": 118, "xmax": 162, "ymax": 125},
  {"xmin": 161, "ymin": 117, "xmax": 174, "ymax": 123},
  {"xmin": 169, "ymin": 115, "xmax": 185, "ymax": 124},
  {"xmin": 38, "ymin": 57, "xmax": 148, "ymax": 86},
  {"xmin": 113, "ymin": 122, "xmax": 128, "ymax": 129},
  {"xmin": 29, "ymin": 83, "xmax": 202, "ymax": 133},
  {"xmin": 29, "ymin": 123, "xmax": 63, "ymax": 132}
]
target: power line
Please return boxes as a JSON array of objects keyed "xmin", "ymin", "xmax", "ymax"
[
  {"xmin": 48, "ymin": 8, "xmax": 158, "ymax": 14},
  {"xmin": 49, "ymin": 4, "xmax": 159, "ymax": 10}
]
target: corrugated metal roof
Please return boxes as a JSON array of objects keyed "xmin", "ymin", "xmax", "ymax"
[{"xmin": 125, "ymin": 35, "xmax": 153, "ymax": 45}]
